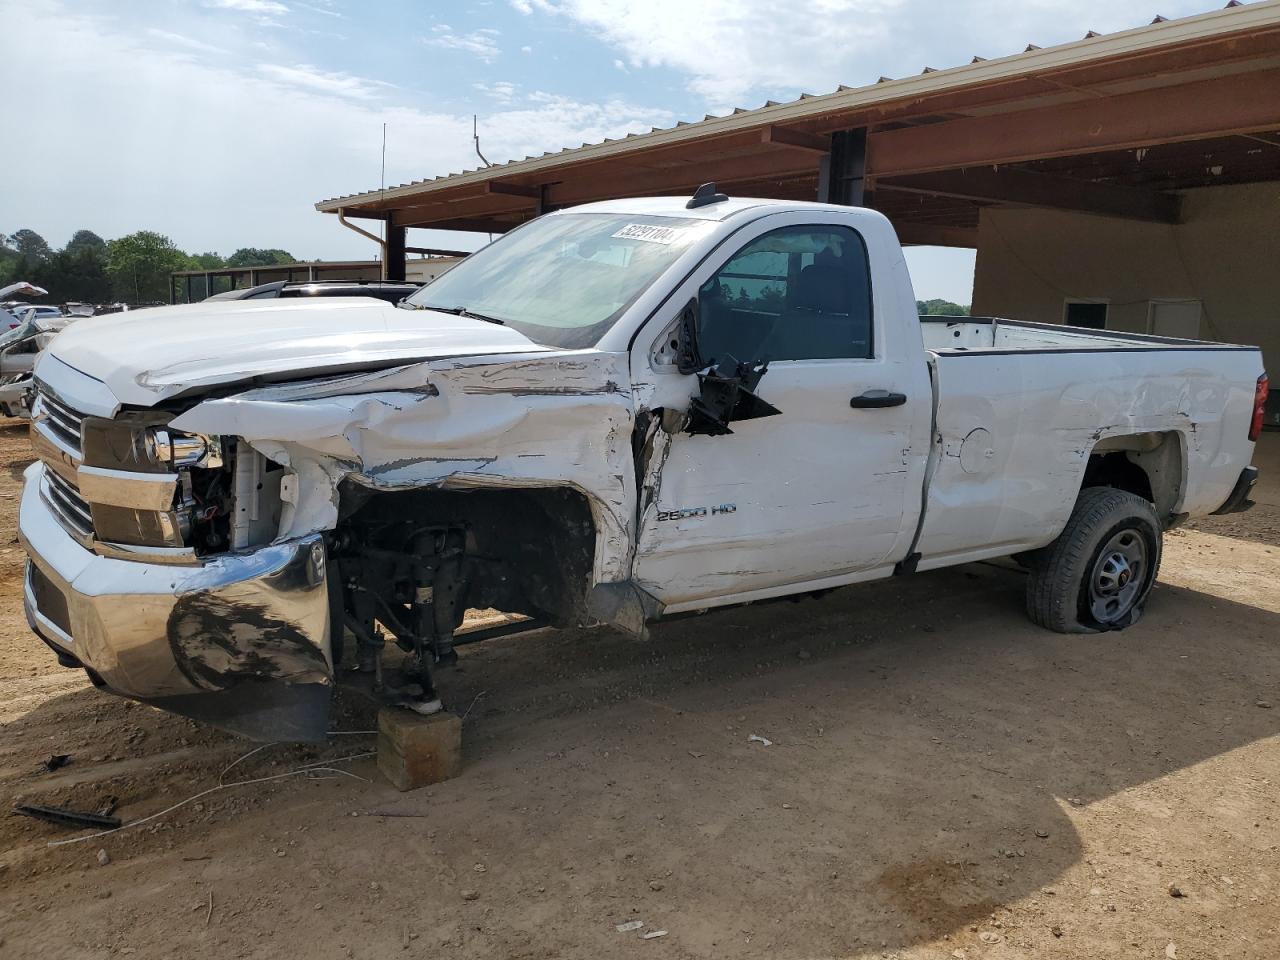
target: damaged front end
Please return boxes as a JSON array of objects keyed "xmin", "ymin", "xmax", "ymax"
[
  {"xmin": 21, "ymin": 349, "xmax": 638, "ymax": 741},
  {"xmin": 21, "ymin": 386, "xmax": 335, "ymax": 739}
]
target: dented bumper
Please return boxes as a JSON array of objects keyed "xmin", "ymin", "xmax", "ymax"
[{"xmin": 19, "ymin": 462, "xmax": 334, "ymax": 741}]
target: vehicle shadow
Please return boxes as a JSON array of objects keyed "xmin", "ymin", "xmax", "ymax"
[{"xmin": 3, "ymin": 560, "xmax": 1277, "ymax": 957}]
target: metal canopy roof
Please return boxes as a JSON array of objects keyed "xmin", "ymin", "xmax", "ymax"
[{"xmin": 316, "ymin": 1, "xmax": 1280, "ymax": 247}]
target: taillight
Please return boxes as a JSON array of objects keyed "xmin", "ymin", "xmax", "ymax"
[{"xmin": 1249, "ymin": 373, "xmax": 1269, "ymax": 442}]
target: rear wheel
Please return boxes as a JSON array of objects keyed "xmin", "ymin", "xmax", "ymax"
[{"xmin": 1025, "ymin": 487, "xmax": 1162, "ymax": 633}]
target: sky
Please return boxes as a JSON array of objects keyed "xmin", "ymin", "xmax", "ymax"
[{"xmin": 1, "ymin": 0, "xmax": 1229, "ymax": 303}]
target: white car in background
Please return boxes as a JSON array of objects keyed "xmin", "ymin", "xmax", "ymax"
[{"xmin": 0, "ymin": 307, "xmax": 89, "ymax": 418}]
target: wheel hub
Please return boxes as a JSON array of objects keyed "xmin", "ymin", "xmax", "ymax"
[{"xmin": 1089, "ymin": 529, "xmax": 1147, "ymax": 624}]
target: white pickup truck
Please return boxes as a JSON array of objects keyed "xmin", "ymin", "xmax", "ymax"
[{"xmin": 20, "ymin": 189, "xmax": 1267, "ymax": 740}]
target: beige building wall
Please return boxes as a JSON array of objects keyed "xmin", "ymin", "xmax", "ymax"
[
  {"xmin": 406, "ymin": 256, "xmax": 462, "ymax": 283},
  {"xmin": 971, "ymin": 181, "xmax": 1280, "ymax": 374}
]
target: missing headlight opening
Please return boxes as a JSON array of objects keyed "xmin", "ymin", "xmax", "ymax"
[{"xmin": 74, "ymin": 409, "xmax": 287, "ymax": 557}]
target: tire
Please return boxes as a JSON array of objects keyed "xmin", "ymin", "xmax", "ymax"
[{"xmin": 1025, "ymin": 486, "xmax": 1162, "ymax": 634}]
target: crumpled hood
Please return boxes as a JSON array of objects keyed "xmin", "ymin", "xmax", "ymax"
[{"xmin": 38, "ymin": 298, "xmax": 555, "ymax": 410}]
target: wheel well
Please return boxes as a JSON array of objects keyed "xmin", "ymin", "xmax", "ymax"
[
  {"xmin": 1084, "ymin": 432, "xmax": 1184, "ymax": 521},
  {"xmin": 1083, "ymin": 451, "xmax": 1153, "ymax": 501},
  {"xmin": 334, "ymin": 482, "xmax": 598, "ymax": 627}
]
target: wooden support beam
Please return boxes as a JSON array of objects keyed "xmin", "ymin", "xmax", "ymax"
[
  {"xmin": 427, "ymin": 217, "xmax": 519, "ymax": 233},
  {"xmin": 867, "ymin": 67, "xmax": 1280, "ymax": 177},
  {"xmin": 554, "ymin": 151, "xmax": 819, "ymax": 207},
  {"xmin": 383, "ymin": 224, "xmax": 406, "ymax": 281},
  {"xmin": 893, "ymin": 223, "xmax": 978, "ymax": 248},
  {"xmin": 761, "ymin": 125, "xmax": 830, "ymax": 153},
  {"xmin": 819, "ymin": 128, "xmax": 870, "ymax": 206},
  {"xmin": 484, "ymin": 181, "xmax": 542, "ymax": 199},
  {"xmin": 392, "ymin": 193, "xmax": 540, "ymax": 227},
  {"xmin": 878, "ymin": 167, "xmax": 1181, "ymax": 223}
]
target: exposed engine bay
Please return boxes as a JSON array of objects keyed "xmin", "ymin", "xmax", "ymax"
[{"xmin": 326, "ymin": 484, "xmax": 595, "ymax": 711}]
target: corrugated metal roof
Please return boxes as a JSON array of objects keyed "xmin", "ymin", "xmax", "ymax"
[{"xmin": 316, "ymin": 1, "xmax": 1278, "ymax": 212}]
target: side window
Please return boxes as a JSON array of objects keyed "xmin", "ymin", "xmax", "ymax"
[{"xmin": 697, "ymin": 224, "xmax": 872, "ymax": 363}]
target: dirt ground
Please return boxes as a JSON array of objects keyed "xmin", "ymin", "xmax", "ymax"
[{"xmin": 0, "ymin": 419, "xmax": 1276, "ymax": 960}]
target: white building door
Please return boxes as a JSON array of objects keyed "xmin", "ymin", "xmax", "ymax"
[{"xmin": 1148, "ymin": 300, "xmax": 1202, "ymax": 340}]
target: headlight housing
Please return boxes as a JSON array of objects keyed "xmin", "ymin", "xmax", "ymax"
[
  {"xmin": 78, "ymin": 416, "xmax": 235, "ymax": 554},
  {"xmin": 146, "ymin": 427, "xmax": 224, "ymax": 469}
]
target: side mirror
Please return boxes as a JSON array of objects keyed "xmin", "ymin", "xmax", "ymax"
[{"xmin": 675, "ymin": 297, "xmax": 703, "ymax": 375}]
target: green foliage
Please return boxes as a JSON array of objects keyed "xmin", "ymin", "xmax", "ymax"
[
  {"xmin": 7, "ymin": 228, "xmax": 52, "ymax": 262},
  {"xmin": 0, "ymin": 229, "xmax": 305, "ymax": 305},
  {"xmin": 188, "ymin": 251, "xmax": 226, "ymax": 270},
  {"xmin": 917, "ymin": 298, "xmax": 970, "ymax": 316},
  {"xmin": 106, "ymin": 231, "xmax": 189, "ymax": 303},
  {"xmin": 225, "ymin": 247, "xmax": 295, "ymax": 268},
  {"xmin": 30, "ymin": 249, "xmax": 112, "ymax": 304},
  {"xmin": 65, "ymin": 229, "xmax": 106, "ymax": 254}
]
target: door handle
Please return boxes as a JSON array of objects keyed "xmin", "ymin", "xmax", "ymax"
[{"xmin": 850, "ymin": 389, "xmax": 907, "ymax": 409}]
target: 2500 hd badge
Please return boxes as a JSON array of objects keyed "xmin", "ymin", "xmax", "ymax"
[{"xmin": 655, "ymin": 503, "xmax": 737, "ymax": 522}]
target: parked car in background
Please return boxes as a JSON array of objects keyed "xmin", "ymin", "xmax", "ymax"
[
  {"xmin": 0, "ymin": 313, "xmax": 75, "ymax": 417},
  {"xmin": 205, "ymin": 279, "xmax": 422, "ymax": 304}
]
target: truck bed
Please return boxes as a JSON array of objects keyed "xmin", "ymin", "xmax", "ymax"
[
  {"xmin": 913, "ymin": 315, "xmax": 1263, "ymax": 573},
  {"xmin": 921, "ymin": 315, "xmax": 1253, "ymax": 354}
]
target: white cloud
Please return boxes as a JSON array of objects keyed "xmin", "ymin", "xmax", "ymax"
[
  {"xmin": 258, "ymin": 63, "xmax": 392, "ymax": 100},
  {"xmin": 0, "ymin": 1, "xmax": 671, "ymax": 260},
  {"xmin": 293, "ymin": 1, "xmax": 344, "ymax": 17},
  {"xmin": 474, "ymin": 80, "xmax": 520, "ymax": 103},
  {"xmin": 424, "ymin": 24, "xmax": 501, "ymax": 62},
  {"xmin": 508, "ymin": 0, "xmax": 902, "ymax": 103},
  {"xmin": 144, "ymin": 29, "xmax": 228, "ymax": 56},
  {"xmin": 510, "ymin": 0, "xmax": 1230, "ymax": 106},
  {"xmin": 205, "ymin": 0, "xmax": 289, "ymax": 14}
]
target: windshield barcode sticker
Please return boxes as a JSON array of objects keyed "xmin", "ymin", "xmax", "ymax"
[{"xmin": 612, "ymin": 223, "xmax": 681, "ymax": 244}]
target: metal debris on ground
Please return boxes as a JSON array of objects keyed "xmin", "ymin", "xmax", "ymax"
[
  {"xmin": 747, "ymin": 734, "xmax": 773, "ymax": 746},
  {"xmin": 615, "ymin": 920, "xmax": 644, "ymax": 933},
  {"xmin": 642, "ymin": 930, "xmax": 669, "ymax": 940},
  {"xmin": 14, "ymin": 803, "xmax": 123, "ymax": 830}
]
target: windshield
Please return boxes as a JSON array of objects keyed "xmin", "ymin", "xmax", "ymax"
[{"xmin": 403, "ymin": 213, "xmax": 715, "ymax": 348}]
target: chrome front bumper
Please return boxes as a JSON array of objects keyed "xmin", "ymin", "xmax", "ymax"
[{"xmin": 19, "ymin": 462, "xmax": 334, "ymax": 741}]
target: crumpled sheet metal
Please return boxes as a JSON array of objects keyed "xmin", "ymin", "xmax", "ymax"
[{"xmin": 171, "ymin": 352, "xmax": 638, "ymax": 582}]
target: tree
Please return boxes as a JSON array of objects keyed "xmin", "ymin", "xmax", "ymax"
[
  {"xmin": 188, "ymin": 251, "xmax": 226, "ymax": 270},
  {"xmin": 30, "ymin": 249, "xmax": 112, "ymax": 304},
  {"xmin": 916, "ymin": 298, "xmax": 970, "ymax": 316},
  {"xmin": 7, "ymin": 228, "xmax": 52, "ymax": 263},
  {"xmin": 225, "ymin": 247, "xmax": 295, "ymax": 267},
  {"xmin": 106, "ymin": 231, "xmax": 189, "ymax": 303},
  {"xmin": 65, "ymin": 229, "xmax": 107, "ymax": 254}
]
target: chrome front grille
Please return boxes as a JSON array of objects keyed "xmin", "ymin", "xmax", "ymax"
[
  {"xmin": 34, "ymin": 389, "xmax": 84, "ymax": 456},
  {"xmin": 42, "ymin": 468, "xmax": 94, "ymax": 542}
]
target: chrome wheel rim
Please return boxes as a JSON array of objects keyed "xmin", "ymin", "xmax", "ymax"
[{"xmin": 1089, "ymin": 528, "xmax": 1148, "ymax": 624}]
